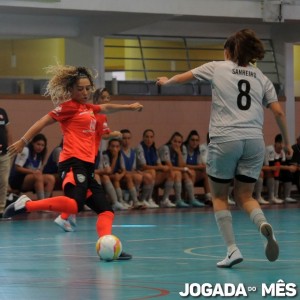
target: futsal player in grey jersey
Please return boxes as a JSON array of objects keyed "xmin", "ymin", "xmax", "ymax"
[{"xmin": 157, "ymin": 28, "xmax": 293, "ymax": 268}]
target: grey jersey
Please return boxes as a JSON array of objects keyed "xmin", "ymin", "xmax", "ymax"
[
  {"xmin": 158, "ymin": 145, "xmax": 171, "ymax": 163},
  {"xmin": 15, "ymin": 147, "xmax": 42, "ymax": 170},
  {"xmin": 181, "ymin": 144, "xmax": 205, "ymax": 165},
  {"xmin": 135, "ymin": 143, "xmax": 162, "ymax": 170},
  {"xmin": 100, "ymin": 152, "xmax": 125, "ymax": 171},
  {"xmin": 191, "ymin": 60, "xmax": 278, "ymax": 143},
  {"xmin": 159, "ymin": 145, "xmax": 187, "ymax": 166}
]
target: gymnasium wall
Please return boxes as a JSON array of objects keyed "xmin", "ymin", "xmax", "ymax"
[
  {"xmin": 0, "ymin": 39, "xmax": 65, "ymax": 78},
  {"xmin": 0, "ymin": 96, "xmax": 299, "ymax": 161}
]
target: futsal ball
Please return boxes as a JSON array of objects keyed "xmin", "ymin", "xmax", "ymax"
[{"xmin": 96, "ymin": 234, "xmax": 122, "ymax": 261}]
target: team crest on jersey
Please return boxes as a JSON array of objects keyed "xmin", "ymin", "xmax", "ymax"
[{"xmin": 77, "ymin": 174, "xmax": 86, "ymax": 183}]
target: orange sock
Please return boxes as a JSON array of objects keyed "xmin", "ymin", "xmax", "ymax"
[
  {"xmin": 96, "ymin": 211, "xmax": 114, "ymax": 237},
  {"xmin": 26, "ymin": 196, "xmax": 78, "ymax": 214},
  {"xmin": 61, "ymin": 213, "xmax": 70, "ymax": 220},
  {"xmin": 60, "ymin": 189, "xmax": 92, "ymax": 220}
]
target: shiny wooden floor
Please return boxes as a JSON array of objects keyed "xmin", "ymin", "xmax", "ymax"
[{"xmin": 1, "ymin": 202, "xmax": 300, "ymax": 300}]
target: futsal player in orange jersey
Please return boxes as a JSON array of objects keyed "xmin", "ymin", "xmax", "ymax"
[
  {"xmin": 54, "ymin": 87, "xmax": 126, "ymax": 229},
  {"xmin": 4, "ymin": 65, "xmax": 143, "ymax": 260}
]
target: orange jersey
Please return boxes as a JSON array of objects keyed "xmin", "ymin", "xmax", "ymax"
[
  {"xmin": 49, "ymin": 100, "xmax": 101, "ymax": 163},
  {"xmin": 95, "ymin": 114, "xmax": 111, "ymax": 153}
]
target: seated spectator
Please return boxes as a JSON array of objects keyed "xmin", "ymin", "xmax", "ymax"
[
  {"xmin": 291, "ymin": 135, "xmax": 300, "ymax": 193},
  {"xmin": 253, "ymin": 170, "xmax": 269, "ymax": 204},
  {"xmin": 135, "ymin": 129, "xmax": 176, "ymax": 208},
  {"xmin": 159, "ymin": 131, "xmax": 204, "ymax": 208},
  {"xmin": 99, "ymin": 138, "xmax": 143, "ymax": 210},
  {"xmin": 183, "ymin": 130, "xmax": 211, "ymax": 205},
  {"xmin": 9, "ymin": 133, "xmax": 55, "ymax": 199},
  {"xmin": 120, "ymin": 129, "xmax": 157, "ymax": 208},
  {"xmin": 43, "ymin": 139, "xmax": 63, "ymax": 190},
  {"xmin": 264, "ymin": 134, "xmax": 297, "ymax": 204},
  {"xmin": 96, "ymin": 138, "xmax": 128, "ymax": 210}
]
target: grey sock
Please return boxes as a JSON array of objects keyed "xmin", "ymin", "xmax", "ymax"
[
  {"xmin": 215, "ymin": 210, "xmax": 236, "ymax": 251},
  {"xmin": 128, "ymin": 187, "xmax": 139, "ymax": 203},
  {"xmin": 266, "ymin": 177, "xmax": 275, "ymax": 200},
  {"xmin": 162, "ymin": 181, "xmax": 173, "ymax": 201},
  {"xmin": 104, "ymin": 181, "xmax": 118, "ymax": 204},
  {"xmin": 115, "ymin": 187, "xmax": 124, "ymax": 202},
  {"xmin": 44, "ymin": 191, "xmax": 52, "ymax": 198},
  {"xmin": 274, "ymin": 180, "xmax": 280, "ymax": 198},
  {"xmin": 140, "ymin": 184, "xmax": 153, "ymax": 201},
  {"xmin": 254, "ymin": 177, "xmax": 263, "ymax": 199},
  {"xmin": 184, "ymin": 180, "xmax": 195, "ymax": 201},
  {"xmin": 284, "ymin": 182, "xmax": 292, "ymax": 198},
  {"xmin": 250, "ymin": 208, "xmax": 267, "ymax": 230},
  {"xmin": 148, "ymin": 184, "xmax": 155, "ymax": 200},
  {"xmin": 36, "ymin": 191, "xmax": 45, "ymax": 200},
  {"xmin": 174, "ymin": 181, "xmax": 182, "ymax": 202}
]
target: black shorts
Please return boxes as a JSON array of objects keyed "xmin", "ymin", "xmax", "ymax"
[{"xmin": 59, "ymin": 157, "xmax": 113, "ymax": 214}]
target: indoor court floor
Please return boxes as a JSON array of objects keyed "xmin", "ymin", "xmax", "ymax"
[{"xmin": 0, "ymin": 203, "xmax": 299, "ymax": 300}]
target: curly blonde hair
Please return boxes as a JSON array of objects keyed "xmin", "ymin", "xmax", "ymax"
[{"xmin": 44, "ymin": 65, "xmax": 96, "ymax": 107}]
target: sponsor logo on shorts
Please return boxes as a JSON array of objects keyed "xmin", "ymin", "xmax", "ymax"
[{"xmin": 77, "ymin": 174, "xmax": 86, "ymax": 183}]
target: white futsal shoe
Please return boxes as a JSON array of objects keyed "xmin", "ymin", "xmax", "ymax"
[
  {"xmin": 257, "ymin": 197, "xmax": 269, "ymax": 204},
  {"xmin": 260, "ymin": 222, "xmax": 279, "ymax": 262},
  {"xmin": 54, "ymin": 215, "xmax": 74, "ymax": 232},
  {"xmin": 112, "ymin": 201, "xmax": 128, "ymax": 211},
  {"xmin": 217, "ymin": 248, "xmax": 243, "ymax": 268},
  {"xmin": 160, "ymin": 198, "xmax": 176, "ymax": 208},
  {"xmin": 270, "ymin": 197, "xmax": 284, "ymax": 204},
  {"xmin": 3, "ymin": 195, "xmax": 32, "ymax": 218},
  {"xmin": 146, "ymin": 198, "xmax": 159, "ymax": 208},
  {"xmin": 285, "ymin": 197, "xmax": 297, "ymax": 203}
]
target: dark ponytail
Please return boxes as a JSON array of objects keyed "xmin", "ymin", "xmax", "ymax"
[{"xmin": 224, "ymin": 29, "xmax": 265, "ymax": 66}]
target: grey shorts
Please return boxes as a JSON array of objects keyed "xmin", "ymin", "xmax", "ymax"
[{"xmin": 206, "ymin": 139, "xmax": 265, "ymax": 181}]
